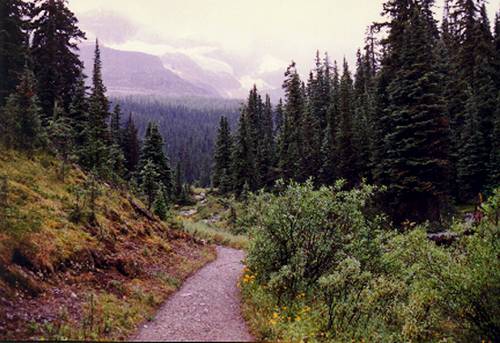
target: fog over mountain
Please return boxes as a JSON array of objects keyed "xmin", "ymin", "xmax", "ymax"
[{"xmin": 72, "ymin": 1, "xmax": 497, "ymax": 101}]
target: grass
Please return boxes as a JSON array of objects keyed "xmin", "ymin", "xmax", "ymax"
[
  {"xmin": 0, "ymin": 148, "xmax": 216, "ymax": 341},
  {"xmin": 182, "ymin": 220, "xmax": 249, "ymax": 250}
]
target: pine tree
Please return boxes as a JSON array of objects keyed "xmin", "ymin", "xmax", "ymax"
[
  {"xmin": 335, "ymin": 59, "xmax": 357, "ymax": 186},
  {"xmin": 110, "ymin": 104, "xmax": 122, "ymax": 145},
  {"xmin": 457, "ymin": 89, "xmax": 488, "ymax": 201},
  {"xmin": 212, "ymin": 116, "xmax": 233, "ymax": 192},
  {"xmin": 140, "ymin": 160, "xmax": 160, "ymax": 210},
  {"xmin": 488, "ymin": 92, "xmax": 500, "ymax": 189},
  {"xmin": 353, "ymin": 49, "xmax": 376, "ymax": 181},
  {"xmin": 319, "ymin": 123, "xmax": 336, "ymax": 185},
  {"xmin": 0, "ymin": 0, "xmax": 29, "ymax": 105},
  {"xmin": 1, "ymin": 67, "xmax": 45, "ymax": 151},
  {"xmin": 122, "ymin": 113, "xmax": 141, "ymax": 178},
  {"xmin": 298, "ymin": 105, "xmax": 321, "ymax": 182},
  {"xmin": 78, "ymin": 40, "xmax": 111, "ymax": 175},
  {"xmin": 382, "ymin": 2, "xmax": 451, "ymax": 224},
  {"xmin": 256, "ymin": 94, "xmax": 275, "ymax": 188},
  {"xmin": 30, "ymin": 0, "xmax": 86, "ymax": 118},
  {"xmin": 69, "ymin": 73, "xmax": 88, "ymax": 147},
  {"xmin": 278, "ymin": 62, "xmax": 304, "ymax": 180},
  {"xmin": 231, "ymin": 111, "xmax": 252, "ymax": 195},
  {"xmin": 137, "ymin": 122, "xmax": 173, "ymax": 198},
  {"xmin": 174, "ymin": 162, "xmax": 183, "ymax": 200},
  {"xmin": 153, "ymin": 184, "xmax": 169, "ymax": 220},
  {"xmin": 48, "ymin": 101, "xmax": 74, "ymax": 180}
]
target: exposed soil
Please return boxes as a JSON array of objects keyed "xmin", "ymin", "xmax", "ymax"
[
  {"xmin": 0, "ymin": 229, "xmax": 215, "ymax": 341},
  {"xmin": 133, "ymin": 246, "xmax": 253, "ymax": 342}
]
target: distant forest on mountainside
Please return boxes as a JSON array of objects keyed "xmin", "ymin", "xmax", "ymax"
[{"xmin": 111, "ymin": 96, "xmax": 241, "ymax": 186}]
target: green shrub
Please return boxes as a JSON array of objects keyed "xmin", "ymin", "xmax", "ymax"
[
  {"xmin": 242, "ymin": 183, "xmax": 500, "ymax": 341},
  {"xmin": 246, "ymin": 179, "xmax": 385, "ymax": 299}
]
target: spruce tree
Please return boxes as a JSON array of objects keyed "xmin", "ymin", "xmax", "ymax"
[
  {"xmin": 69, "ymin": 73, "xmax": 88, "ymax": 148},
  {"xmin": 153, "ymin": 184, "xmax": 169, "ymax": 220},
  {"xmin": 1, "ymin": 67, "xmax": 45, "ymax": 151},
  {"xmin": 137, "ymin": 122, "xmax": 173, "ymax": 198},
  {"xmin": 174, "ymin": 162, "xmax": 183, "ymax": 200},
  {"xmin": 122, "ymin": 113, "xmax": 141, "ymax": 178},
  {"xmin": 140, "ymin": 160, "xmax": 159, "ymax": 210},
  {"xmin": 319, "ymin": 123, "xmax": 336, "ymax": 185},
  {"xmin": 79, "ymin": 40, "xmax": 111, "ymax": 175},
  {"xmin": 383, "ymin": 2, "xmax": 451, "ymax": 223},
  {"xmin": 256, "ymin": 94, "xmax": 275, "ymax": 188},
  {"xmin": 48, "ymin": 101, "xmax": 74, "ymax": 180},
  {"xmin": 30, "ymin": 0, "xmax": 86, "ymax": 117},
  {"xmin": 488, "ymin": 92, "xmax": 500, "ymax": 189},
  {"xmin": 335, "ymin": 59, "xmax": 357, "ymax": 186},
  {"xmin": 212, "ymin": 116, "xmax": 233, "ymax": 191},
  {"xmin": 110, "ymin": 104, "xmax": 122, "ymax": 145},
  {"xmin": 0, "ymin": 0, "xmax": 28, "ymax": 105},
  {"xmin": 231, "ymin": 111, "xmax": 252, "ymax": 195},
  {"xmin": 298, "ymin": 105, "xmax": 321, "ymax": 183},
  {"xmin": 278, "ymin": 62, "xmax": 304, "ymax": 180}
]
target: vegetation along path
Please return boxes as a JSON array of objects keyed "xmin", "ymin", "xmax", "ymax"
[{"xmin": 133, "ymin": 246, "xmax": 253, "ymax": 342}]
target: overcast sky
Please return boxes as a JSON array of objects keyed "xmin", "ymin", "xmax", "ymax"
[{"xmin": 68, "ymin": 0, "xmax": 499, "ymax": 93}]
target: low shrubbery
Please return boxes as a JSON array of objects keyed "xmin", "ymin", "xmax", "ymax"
[{"xmin": 241, "ymin": 182, "xmax": 500, "ymax": 342}]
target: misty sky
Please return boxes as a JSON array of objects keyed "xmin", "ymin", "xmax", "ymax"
[{"xmin": 68, "ymin": 0, "xmax": 499, "ymax": 95}]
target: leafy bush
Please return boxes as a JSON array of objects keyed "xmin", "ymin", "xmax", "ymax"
[
  {"xmin": 242, "ymin": 183, "xmax": 500, "ymax": 341},
  {"xmin": 246, "ymin": 179, "xmax": 385, "ymax": 300}
]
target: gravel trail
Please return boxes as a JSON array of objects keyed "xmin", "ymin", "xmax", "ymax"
[{"xmin": 133, "ymin": 246, "xmax": 253, "ymax": 342}]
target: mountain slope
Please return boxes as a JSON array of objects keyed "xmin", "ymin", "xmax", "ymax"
[
  {"xmin": 79, "ymin": 44, "xmax": 220, "ymax": 97},
  {"xmin": 0, "ymin": 149, "xmax": 215, "ymax": 340}
]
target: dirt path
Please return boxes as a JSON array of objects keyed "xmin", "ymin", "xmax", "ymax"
[{"xmin": 133, "ymin": 246, "xmax": 253, "ymax": 342}]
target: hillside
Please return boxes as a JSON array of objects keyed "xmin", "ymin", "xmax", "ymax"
[
  {"xmin": 79, "ymin": 44, "xmax": 220, "ymax": 98},
  {"xmin": 0, "ymin": 149, "xmax": 216, "ymax": 340}
]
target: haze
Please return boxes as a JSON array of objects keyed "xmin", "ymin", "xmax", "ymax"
[{"xmin": 68, "ymin": 0, "xmax": 499, "ymax": 98}]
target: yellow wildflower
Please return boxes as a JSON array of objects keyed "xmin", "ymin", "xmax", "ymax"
[{"xmin": 273, "ymin": 312, "xmax": 279, "ymax": 319}]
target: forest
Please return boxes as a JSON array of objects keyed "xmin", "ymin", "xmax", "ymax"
[
  {"xmin": 0, "ymin": 0, "xmax": 499, "ymax": 341},
  {"xmin": 212, "ymin": 0, "xmax": 500, "ymax": 226},
  {"xmin": 112, "ymin": 95, "xmax": 240, "ymax": 186}
]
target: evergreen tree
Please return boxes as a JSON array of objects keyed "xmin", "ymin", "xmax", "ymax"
[
  {"xmin": 140, "ymin": 160, "xmax": 159, "ymax": 210},
  {"xmin": 153, "ymin": 184, "xmax": 169, "ymax": 220},
  {"xmin": 231, "ymin": 111, "xmax": 252, "ymax": 195},
  {"xmin": 457, "ymin": 89, "xmax": 488, "ymax": 201},
  {"xmin": 382, "ymin": 2, "xmax": 451, "ymax": 223},
  {"xmin": 298, "ymin": 105, "xmax": 321, "ymax": 182},
  {"xmin": 174, "ymin": 162, "xmax": 183, "ymax": 200},
  {"xmin": 353, "ymin": 49, "xmax": 375, "ymax": 181},
  {"xmin": 274, "ymin": 98, "xmax": 284, "ymax": 136},
  {"xmin": 278, "ymin": 62, "xmax": 304, "ymax": 180},
  {"xmin": 30, "ymin": 0, "xmax": 86, "ymax": 118},
  {"xmin": 137, "ymin": 122, "xmax": 173, "ymax": 198},
  {"xmin": 0, "ymin": 0, "xmax": 29, "ymax": 105},
  {"xmin": 110, "ymin": 104, "xmax": 122, "ymax": 145},
  {"xmin": 78, "ymin": 40, "xmax": 111, "ymax": 175},
  {"xmin": 122, "ymin": 113, "xmax": 141, "ymax": 178},
  {"xmin": 256, "ymin": 94, "xmax": 275, "ymax": 188},
  {"xmin": 212, "ymin": 116, "xmax": 233, "ymax": 191},
  {"xmin": 319, "ymin": 122, "xmax": 336, "ymax": 185},
  {"xmin": 335, "ymin": 59, "xmax": 357, "ymax": 186},
  {"xmin": 488, "ymin": 92, "xmax": 500, "ymax": 189},
  {"xmin": 1, "ymin": 67, "xmax": 45, "ymax": 151},
  {"xmin": 69, "ymin": 73, "xmax": 88, "ymax": 147},
  {"xmin": 48, "ymin": 101, "xmax": 74, "ymax": 180}
]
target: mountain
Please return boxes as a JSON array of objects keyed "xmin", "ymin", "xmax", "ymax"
[
  {"xmin": 79, "ymin": 44, "xmax": 220, "ymax": 97},
  {"xmin": 161, "ymin": 52, "xmax": 241, "ymax": 98}
]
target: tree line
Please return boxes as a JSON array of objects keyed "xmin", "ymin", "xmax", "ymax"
[
  {"xmin": 0, "ymin": 0, "xmax": 190, "ymax": 217},
  {"xmin": 213, "ymin": 0, "xmax": 500, "ymax": 225}
]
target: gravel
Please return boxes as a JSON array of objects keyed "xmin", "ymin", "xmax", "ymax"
[{"xmin": 133, "ymin": 246, "xmax": 253, "ymax": 342}]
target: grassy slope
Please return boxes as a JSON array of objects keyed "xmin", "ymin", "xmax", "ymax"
[
  {"xmin": 0, "ymin": 149, "xmax": 216, "ymax": 341},
  {"xmin": 176, "ymin": 189, "xmax": 249, "ymax": 250}
]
